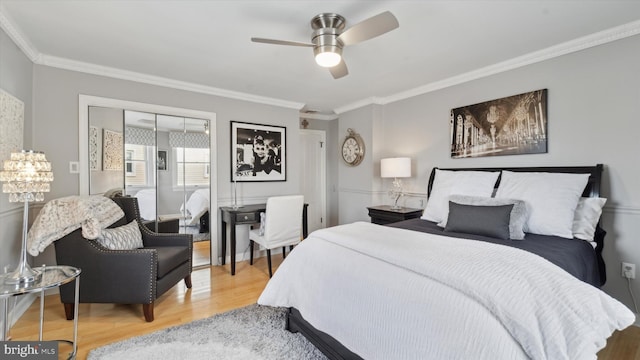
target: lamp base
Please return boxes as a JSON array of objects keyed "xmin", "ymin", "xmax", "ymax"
[
  {"xmin": 389, "ymin": 205, "xmax": 402, "ymax": 210},
  {"xmin": 3, "ymin": 264, "xmax": 41, "ymax": 286}
]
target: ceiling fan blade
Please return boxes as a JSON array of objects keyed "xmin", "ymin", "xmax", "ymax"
[
  {"xmin": 337, "ymin": 11, "xmax": 399, "ymax": 46},
  {"xmin": 251, "ymin": 37, "xmax": 314, "ymax": 47},
  {"xmin": 329, "ymin": 59, "xmax": 348, "ymax": 79}
]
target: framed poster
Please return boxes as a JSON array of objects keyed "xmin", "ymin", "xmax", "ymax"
[
  {"xmin": 157, "ymin": 149, "xmax": 168, "ymax": 171},
  {"xmin": 230, "ymin": 121, "xmax": 286, "ymax": 182},
  {"xmin": 450, "ymin": 89, "xmax": 547, "ymax": 158}
]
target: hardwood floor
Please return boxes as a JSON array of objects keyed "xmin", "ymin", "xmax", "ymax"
[{"xmin": 8, "ymin": 242, "xmax": 640, "ymax": 359}]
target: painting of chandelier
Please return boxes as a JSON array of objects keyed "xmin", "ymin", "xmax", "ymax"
[{"xmin": 449, "ymin": 89, "xmax": 547, "ymax": 159}]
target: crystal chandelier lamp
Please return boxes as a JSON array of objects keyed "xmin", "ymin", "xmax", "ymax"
[{"xmin": 0, "ymin": 150, "xmax": 54, "ymax": 285}]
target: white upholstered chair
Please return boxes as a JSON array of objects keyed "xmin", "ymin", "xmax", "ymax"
[{"xmin": 249, "ymin": 195, "xmax": 304, "ymax": 277}]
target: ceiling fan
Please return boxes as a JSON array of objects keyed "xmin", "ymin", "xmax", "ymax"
[{"xmin": 251, "ymin": 11, "xmax": 399, "ymax": 79}]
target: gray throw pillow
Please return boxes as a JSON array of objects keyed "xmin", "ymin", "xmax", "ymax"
[
  {"xmin": 444, "ymin": 202, "xmax": 513, "ymax": 240},
  {"xmin": 96, "ymin": 220, "xmax": 143, "ymax": 250},
  {"xmin": 438, "ymin": 195, "xmax": 528, "ymax": 240}
]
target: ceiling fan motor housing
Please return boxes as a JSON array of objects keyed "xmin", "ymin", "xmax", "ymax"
[{"xmin": 311, "ymin": 13, "xmax": 345, "ymax": 56}]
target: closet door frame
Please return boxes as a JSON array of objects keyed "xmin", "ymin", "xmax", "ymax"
[{"xmin": 78, "ymin": 95, "xmax": 218, "ymax": 265}]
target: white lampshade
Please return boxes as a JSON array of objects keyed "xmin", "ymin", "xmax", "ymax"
[{"xmin": 381, "ymin": 157, "xmax": 411, "ymax": 178}]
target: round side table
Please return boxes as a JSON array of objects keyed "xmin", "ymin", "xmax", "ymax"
[{"xmin": 1, "ymin": 265, "xmax": 81, "ymax": 359}]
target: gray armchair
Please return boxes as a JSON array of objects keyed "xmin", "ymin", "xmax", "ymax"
[{"xmin": 54, "ymin": 196, "xmax": 192, "ymax": 322}]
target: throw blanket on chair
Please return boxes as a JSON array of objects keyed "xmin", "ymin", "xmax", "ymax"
[{"xmin": 27, "ymin": 195, "xmax": 124, "ymax": 256}]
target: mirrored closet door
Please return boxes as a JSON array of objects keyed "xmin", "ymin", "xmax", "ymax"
[{"xmin": 87, "ymin": 105, "xmax": 213, "ymax": 268}]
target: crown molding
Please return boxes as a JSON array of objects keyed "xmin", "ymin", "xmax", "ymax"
[
  {"xmin": 0, "ymin": 5, "xmax": 303, "ymax": 111},
  {"xmin": 0, "ymin": 4, "xmax": 40, "ymax": 62},
  {"xmin": 334, "ymin": 96, "xmax": 384, "ymax": 114},
  {"xmin": 299, "ymin": 112, "xmax": 338, "ymax": 121},
  {"xmin": 39, "ymin": 55, "xmax": 305, "ymax": 110},
  {"xmin": 335, "ymin": 19, "xmax": 640, "ymax": 115}
]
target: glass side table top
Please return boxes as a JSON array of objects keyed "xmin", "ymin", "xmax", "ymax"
[{"xmin": 0, "ymin": 265, "xmax": 81, "ymax": 296}]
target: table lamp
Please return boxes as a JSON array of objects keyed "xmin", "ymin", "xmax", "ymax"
[
  {"xmin": 381, "ymin": 157, "xmax": 411, "ymax": 210},
  {"xmin": 0, "ymin": 150, "xmax": 54, "ymax": 286}
]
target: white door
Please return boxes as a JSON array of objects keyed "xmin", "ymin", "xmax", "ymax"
[{"xmin": 300, "ymin": 129, "xmax": 326, "ymax": 234}]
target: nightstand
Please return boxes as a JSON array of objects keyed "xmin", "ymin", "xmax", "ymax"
[{"xmin": 367, "ymin": 205, "xmax": 423, "ymax": 225}]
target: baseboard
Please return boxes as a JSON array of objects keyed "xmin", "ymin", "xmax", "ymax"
[{"xmin": 634, "ymin": 313, "xmax": 639, "ymax": 327}]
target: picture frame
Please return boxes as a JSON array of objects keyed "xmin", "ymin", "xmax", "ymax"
[
  {"xmin": 230, "ymin": 121, "xmax": 286, "ymax": 182},
  {"xmin": 157, "ymin": 149, "xmax": 168, "ymax": 171},
  {"xmin": 450, "ymin": 89, "xmax": 547, "ymax": 158},
  {"xmin": 89, "ymin": 126, "xmax": 100, "ymax": 171},
  {"xmin": 102, "ymin": 129, "xmax": 123, "ymax": 171}
]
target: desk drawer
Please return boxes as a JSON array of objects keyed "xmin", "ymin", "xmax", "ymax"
[{"xmin": 235, "ymin": 212, "xmax": 257, "ymax": 222}]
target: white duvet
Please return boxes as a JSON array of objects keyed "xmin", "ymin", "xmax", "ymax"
[{"xmin": 258, "ymin": 222, "xmax": 635, "ymax": 360}]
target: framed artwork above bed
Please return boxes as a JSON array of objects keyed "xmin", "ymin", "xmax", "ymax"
[{"xmin": 450, "ymin": 89, "xmax": 547, "ymax": 158}]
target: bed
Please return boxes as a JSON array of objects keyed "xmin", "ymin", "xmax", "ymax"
[
  {"xmin": 257, "ymin": 165, "xmax": 635, "ymax": 359},
  {"xmin": 180, "ymin": 188, "xmax": 210, "ymax": 233}
]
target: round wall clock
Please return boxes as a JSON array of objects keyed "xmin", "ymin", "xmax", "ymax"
[{"xmin": 341, "ymin": 128, "xmax": 365, "ymax": 166}]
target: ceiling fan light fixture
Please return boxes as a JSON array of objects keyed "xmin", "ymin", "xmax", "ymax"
[{"xmin": 314, "ymin": 46, "xmax": 342, "ymax": 67}]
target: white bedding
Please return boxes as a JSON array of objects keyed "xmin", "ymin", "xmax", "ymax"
[
  {"xmin": 258, "ymin": 222, "xmax": 635, "ymax": 360},
  {"xmin": 181, "ymin": 189, "xmax": 210, "ymax": 225},
  {"xmin": 133, "ymin": 188, "xmax": 156, "ymax": 221}
]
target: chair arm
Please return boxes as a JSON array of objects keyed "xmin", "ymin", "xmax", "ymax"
[{"xmin": 139, "ymin": 224, "xmax": 193, "ymax": 247}]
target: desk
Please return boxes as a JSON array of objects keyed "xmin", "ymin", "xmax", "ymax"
[
  {"xmin": 1, "ymin": 265, "xmax": 80, "ymax": 359},
  {"xmin": 220, "ymin": 203, "xmax": 308, "ymax": 275}
]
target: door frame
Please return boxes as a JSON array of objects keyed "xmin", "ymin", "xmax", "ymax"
[
  {"xmin": 78, "ymin": 95, "xmax": 219, "ymax": 264},
  {"xmin": 300, "ymin": 129, "xmax": 327, "ymax": 232}
]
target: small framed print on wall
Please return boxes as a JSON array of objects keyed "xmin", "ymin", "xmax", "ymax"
[
  {"xmin": 157, "ymin": 149, "xmax": 168, "ymax": 171},
  {"xmin": 230, "ymin": 121, "xmax": 286, "ymax": 182}
]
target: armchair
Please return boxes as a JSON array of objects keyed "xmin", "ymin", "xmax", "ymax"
[{"xmin": 54, "ymin": 196, "xmax": 192, "ymax": 322}]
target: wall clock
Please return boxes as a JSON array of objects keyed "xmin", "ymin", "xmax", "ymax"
[{"xmin": 341, "ymin": 128, "xmax": 365, "ymax": 166}]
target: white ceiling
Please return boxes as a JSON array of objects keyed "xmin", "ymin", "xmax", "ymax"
[{"xmin": 1, "ymin": 1, "xmax": 639, "ymax": 117}]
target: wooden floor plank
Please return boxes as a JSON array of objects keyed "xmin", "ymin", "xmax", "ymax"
[{"xmin": 7, "ymin": 243, "xmax": 638, "ymax": 359}]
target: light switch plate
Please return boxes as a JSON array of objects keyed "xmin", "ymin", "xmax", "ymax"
[{"xmin": 69, "ymin": 161, "xmax": 79, "ymax": 174}]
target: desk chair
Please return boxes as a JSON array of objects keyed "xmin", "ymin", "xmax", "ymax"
[{"xmin": 249, "ymin": 195, "xmax": 304, "ymax": 277}]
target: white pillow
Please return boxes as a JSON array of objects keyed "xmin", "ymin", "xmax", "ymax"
[
  {"xmin": 421, "ymin": 169, "xmax": 500, "ymax": 223},
  {"xmin": 96, "ymin": 220, "xmax": 143, "ymax": 250},
  {"xmin": 573, "ymin": 197, "xmax": 606, "ymax": 241},
  {"xmin": 495, "ymin": 171, "xmax": 589, "ymax": 238}
]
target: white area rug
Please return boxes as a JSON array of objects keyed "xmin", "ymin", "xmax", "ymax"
[{"xmin": 87, "ymin": 304, "xmax": 327, "ymax": 360}]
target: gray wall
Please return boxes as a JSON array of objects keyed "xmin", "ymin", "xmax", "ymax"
[
  {"xmin": 30, "ymin": 65, "xmax": 302, "ymax": 264},
  {"xmin": 0, "ymin": 26, "xmax": 35, "ymax": 324},
  {"xmin": 337, "ymin": 34, "xmax": 640, "ymax": 314}
]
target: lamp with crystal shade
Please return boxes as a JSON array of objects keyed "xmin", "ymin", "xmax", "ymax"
[
  {"xmin": 0, "ymin": 150, "xmax": 54, "ymax": 286},
  {"xmin": 381, "ymin": 157, "xmax": 411, "ymax": 210}
]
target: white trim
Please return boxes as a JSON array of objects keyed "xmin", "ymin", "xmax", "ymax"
[
  {"xmin": 78, "ymin": 95, "xmax": 219, "ymax": 265},
  {"xmin": 48, "ymin": 55, "xmax": 303, "ymax": 110},
  {"xmin": 0, "ymin": 4, "xmax": 40, "ymax": 62},
  {"xmin": 299, "ymin": 112, "xmax": 339, "ymax": 121},
  {"xmin": 334, "ymin": 19, "xmax": 640, "ymax": 114}
]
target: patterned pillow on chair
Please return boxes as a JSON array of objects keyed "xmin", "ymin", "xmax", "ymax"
[{"xmin": 96, "ymin": 220, "xmax": 143, "ymax": 250}]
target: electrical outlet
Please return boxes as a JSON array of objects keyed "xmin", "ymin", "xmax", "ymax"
[{"xmin": 622, "ymin": 262, "xmax": 636, "ymax": 279}]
